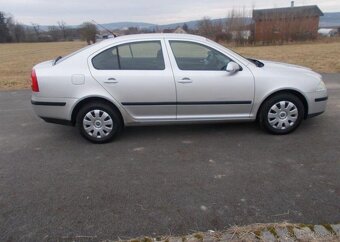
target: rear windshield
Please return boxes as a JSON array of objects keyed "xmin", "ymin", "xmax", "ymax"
[{"xmin": 54, "ymin": 44, "xmax": 93, "ymax": 65}]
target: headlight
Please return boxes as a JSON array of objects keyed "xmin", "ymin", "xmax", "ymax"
[{"xmin": 316, "ymin": 81, "xmax": 326, "ymax": 91}]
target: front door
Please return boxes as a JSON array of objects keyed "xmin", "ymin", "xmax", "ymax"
[{"xmin": 166, "ymin": 40, "xmax": 254, "ymax": 120}]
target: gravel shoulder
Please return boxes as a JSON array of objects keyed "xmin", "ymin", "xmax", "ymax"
[{"xmin": 118, "ymin": 223, "xmax": 340, "ymax": 242}]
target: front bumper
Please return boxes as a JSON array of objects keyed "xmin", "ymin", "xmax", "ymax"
[{"xmin": 305, "ymin": 90, "xmax": 328, "ymax": 118}]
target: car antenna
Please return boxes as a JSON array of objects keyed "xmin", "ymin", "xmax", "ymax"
[{"xmin": 91, "ymin": 19, "xmax": 118, "ymax": 37}]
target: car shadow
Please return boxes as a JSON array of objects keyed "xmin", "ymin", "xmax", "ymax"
[
  {"xmin": 121, "ymin": 122, "xmax": 261, "ymax": 140},
  {"xmin": 48, "ymin": 117, "xmax": 322, "ymax": 144}
]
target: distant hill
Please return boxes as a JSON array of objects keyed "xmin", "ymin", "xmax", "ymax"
[
  {"xmin": 98, "ymin": 12, "xmax": 340, "ymax": 30},
  {"xmin": 100, "ymin": 21, "xmax": 156, "ymax": 30},
  {"xmin": 161, "ymin": 13, "xmax": 340, "ymax": 29},
  {"xmin": 99, "ymin": 18, "xmax": 253, "ymax": 31},
  {"xmin": 320, "ymin": 12, "xmax": 340, "ymax": 27},
  {"xmin": 35, "ymin": 12, "xmax": 340, "ymax": 32},
  {"xmin": 156, "ymin": 18, "xmax": 252, "ymax": 30}
]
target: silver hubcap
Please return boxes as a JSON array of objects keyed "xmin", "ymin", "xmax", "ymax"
[
  {"xmin": 268, "ymin": 101, "xmax": 298, "ymax": 130},
  {"xmin": 83, "ymin": 110, "xmax": 113, "ymax": 139}
]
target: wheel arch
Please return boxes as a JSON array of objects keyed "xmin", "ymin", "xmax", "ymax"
[
  {"xmin": 71, "ymin": 96, "xmax": 124, "ymax": 125},
  {"xmin": 256, "ymin": 89, "xmax": 309, "ymax": 120}
]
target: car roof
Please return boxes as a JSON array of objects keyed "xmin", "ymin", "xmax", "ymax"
[
  {"xmin": 115, "ymin": 33, "xmax": 205, "ymax": 40},
  {"xmin": 96, "ymin": 33, "xmax": 207, "ymax": 46}
]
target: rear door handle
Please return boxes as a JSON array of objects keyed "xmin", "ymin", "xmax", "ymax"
[
  {"xmin": 178, "ymin": 77, "xmax": 193, "ymax": 84},
  {"xmin": 104, "ymin": 78, "xmax": 118, "ymax": 84}
]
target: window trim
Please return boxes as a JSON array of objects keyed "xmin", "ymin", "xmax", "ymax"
[
  {"xmin": 168, "ymin": 40, "xmax": 236, "ymax": 72},
  {"xmin": 91, "ymin": 40, "xmax": 166, "ymax": 71}
]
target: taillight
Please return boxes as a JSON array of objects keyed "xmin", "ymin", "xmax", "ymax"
[{"xmin": 31, "ymin": 69, "xmax": 39, "ymax": 92}]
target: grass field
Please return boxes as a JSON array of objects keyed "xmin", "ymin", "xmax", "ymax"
[
  {"xmin": 0, "ymin": 42, "xmax": 86, "ymax": 90},
  {"xmin": 0, "ymin": 41, "xmax": 339, "ymax": 90},
  {"xmin": 234, "ymin": 42, "xmax": 340, "ymax": 74}
]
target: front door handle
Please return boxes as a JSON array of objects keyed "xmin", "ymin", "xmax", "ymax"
[
  {"xmin": 104, "ymin": 78, "xmax": 118, "ymax": 84},
  {"xmin": 178, "ymin": 77, "xmax": 193, "ymax": 84}
]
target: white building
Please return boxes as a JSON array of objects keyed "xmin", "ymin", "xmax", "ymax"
[{"xmin": 318, "ymin": 28, "xmax": 338, "ymax": 37}]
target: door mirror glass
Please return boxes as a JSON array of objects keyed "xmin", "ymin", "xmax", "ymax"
[{"xmin": 226, "ymin": 62, "xmax": 240, "ymax": 73}]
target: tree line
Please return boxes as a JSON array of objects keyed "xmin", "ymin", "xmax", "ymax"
[
  {"xmin": 0, "ymin": 9, "xmax": 254, "ymax": 45},
  {"xmin": 0, "ymin": 11, "xmax": 98, "ymax": 43},
  {"xmin": 195, "ymin": 8, "xmax": 254, "ymax": 45}
]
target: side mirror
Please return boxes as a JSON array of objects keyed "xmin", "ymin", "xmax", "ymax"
[{"xmin": 226, "ymin": 62, "xmax": 241, "ymax": 73}]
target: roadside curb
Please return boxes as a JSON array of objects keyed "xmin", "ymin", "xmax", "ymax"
[{"xmin": 110, "ymin": 223, "xmax": 340, "ymax": 242}]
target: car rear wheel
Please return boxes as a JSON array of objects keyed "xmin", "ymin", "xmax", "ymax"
[
  {"xmin": 76, "ymin": 102, "xmax": 122, "ymax": 143},
  {"xmin": 259, "ymin": 93, "xmax": 305, "ymax": 134}
]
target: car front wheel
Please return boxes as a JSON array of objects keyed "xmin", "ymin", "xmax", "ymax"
[
  {"xmin": 76, "ymin": 102, "xmax": 122, "ymax": 143},
  {"xmin": 259, "ymin": 93, "xmax": 305, "ymax": 134}
]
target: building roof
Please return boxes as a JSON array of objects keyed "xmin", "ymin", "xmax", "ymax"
[{"xmin": 253, "ymin": 5, "xmax": 324, "ymax": 20}]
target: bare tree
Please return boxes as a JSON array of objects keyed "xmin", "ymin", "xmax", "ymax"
[
  {"xmin": 198, "ymin": 17, "xmax": 234, "ymax": 42},
  {"xmin": 197, "ymin": 17, "xmax": 215, "ymax": 39},
  {"xmin": 48, "ymin": 26, "xmax": 60, "ymax": 41},
  {"xmin": 182, "ymin": 23, "xmax": 189, "ymax": 32},
  {"xmin": 0, "ymin": 11, "xmax": 11, "ymax": 42},
  {"xmin": 79, "ymin": 22, "xmax": 98, "ymax": 44},
  {"xmin": 124, "ymin": 27, "xmax": 139, "ymax": 35},
  {"xmin": 31, "ymin": 23, "xmax": 40, "ymax": 40},
  {"xmin": 225, "ymin": 7, "xmax": 252, "ymax": 45},
  {"xmin": 58, "ymin": 21, "xmax": 68, "ymax": 40},
  {"xmin": 0, "ymin": 12, "xmax": 27, "ymax": 42},
  {"xmin": 5, "ymin": 14, "xmax": 15, "ymax": 42},
  {"xmin": 13, "ymin": 23, "xmax": 26, "ymax": 42}
]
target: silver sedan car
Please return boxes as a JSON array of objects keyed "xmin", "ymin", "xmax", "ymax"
[{"xmin": 31, "ymin": 34, "xmax": 328, "ymax": 143}]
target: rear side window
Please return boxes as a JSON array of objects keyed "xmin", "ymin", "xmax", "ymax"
[
  {"xmin": 92, "ymin": 47, "xmax": 119, "ymax": 70},
  {"xmin": 118, "ymin": 41, "xmax": 165, "ymax": 70},
  {"xmin": 92, "ymin": 41, "xmax": 165, "ymax": 70}
]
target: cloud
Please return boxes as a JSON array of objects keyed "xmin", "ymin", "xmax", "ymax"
[{"xmin": 0, "ymin": 0, "xmax": 339, "ymax": 25}]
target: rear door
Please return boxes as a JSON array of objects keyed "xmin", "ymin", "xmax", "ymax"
[{"xmin": 89, "ymin": 39, "xmax": 177, "ymax": 121}]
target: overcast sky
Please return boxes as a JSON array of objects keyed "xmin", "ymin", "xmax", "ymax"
[{"xmin": 1, "ymin": 0, "xmax": 339, "ymax": 25}]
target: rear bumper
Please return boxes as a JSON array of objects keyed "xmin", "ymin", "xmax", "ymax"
[
  {"xmin": 31, "ymin": 96, "xmax": 77, "ymax": 122},
  {"xmin": 41, "ymin": 117, "xmax": 73, "ymax": 126}
]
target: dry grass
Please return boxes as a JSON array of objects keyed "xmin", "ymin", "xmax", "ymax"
[
  {"xmin": 233, "ymin": 41, "xmax": 340, "ymax": 74},
  {"xmin": 0, "ymin": 40, "xmax": 339, "ymax": 90},
  {"xmin": 0, "ymin": 41, "xmax": 86, "ymax": 90}
]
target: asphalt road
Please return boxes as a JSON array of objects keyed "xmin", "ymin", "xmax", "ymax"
[{"xmin": 0, "ymin": 74, "xmax": 339, "ymax": 241}]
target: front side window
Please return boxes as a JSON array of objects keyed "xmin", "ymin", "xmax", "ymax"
[
  {"xmin": 92, "ymin": 41, "xmax": 165, "ymax": 70},
  {"xmin": 169, "ymin": 41, "xmax": 232, "ymax": 71}
]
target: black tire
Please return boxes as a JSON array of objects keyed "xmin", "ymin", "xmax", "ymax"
[
  {"xmin": 259, "ymin": 93, "xmax": 305, "ymax": 135},
  {"xmin": 76, "ymin": 102, "xmax": 123, "ymax": 143}
]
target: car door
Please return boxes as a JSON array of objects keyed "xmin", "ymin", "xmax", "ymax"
[
  {"xmin": 165, "ymin": 39, "xmax": 254, "ymax": 119},
  {"xmin": 89, "ymin": 39, "xmax": 176, "ymax": 120}
]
